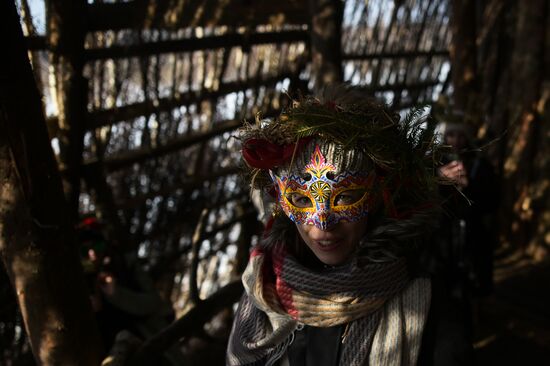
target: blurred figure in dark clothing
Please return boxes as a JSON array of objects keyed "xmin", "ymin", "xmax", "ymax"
[
  {"xmin": 78, "ymin": 216, "xmax": 154, "ymax": 348},
  {"xmin": 77, "ymin": 216, "xmax": 184, "ymax": 365},
  {"xmin": 431, "ymin": 121, "xmax": 499, "ymax": 303}
]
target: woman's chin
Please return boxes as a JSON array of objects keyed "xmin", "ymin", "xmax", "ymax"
[{"xmin": 312, "ymin": 243, "xmax": 354, "ymax": 266}]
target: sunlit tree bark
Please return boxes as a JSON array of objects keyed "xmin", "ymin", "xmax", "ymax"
[
  {"xmin": 0, "ymin": 1, "xmax": 103, "ymax": 364},
  {"xmin": 499, "ymin": 0, "xmax": 549, "ymax": 258},
  {"xmin": 449, "ymin": 0, "xmax": 478, "ymax": 112},
  {"xmin": 308, "ymin": 0, "xmax": 343, "ymax": 92},
  {"xmin": 451, "ymin": 0, "xmax": 550, "ymax": 258},
  {"xmin": 47, "ymin": 0, "xmax": 88, "ymax": 222}
]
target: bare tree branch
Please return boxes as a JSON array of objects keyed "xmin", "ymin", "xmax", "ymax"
[{"xmin": 130, "ymin": 280, "xmax": 244, "ymax": 365}]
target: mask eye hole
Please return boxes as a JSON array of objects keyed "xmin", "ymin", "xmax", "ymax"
[
  {"xmin": 334, "ymin": 189, "xmax": 366, "ymax": 206},
  {"xmin": 326, "ymin": 171, "xmax": 335, "ymax": 180},
  {"xmin": 302, "ymin": 173, "xmax": 312, "ymax": 181},
  {"xmin": 287, "ymin": 193, "xmax": 313, "ymax": 208}
]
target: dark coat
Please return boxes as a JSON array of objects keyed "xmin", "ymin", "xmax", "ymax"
[
  {"xmin": 285, "ymin": 278, "xmax": 474, "ymax": 366},
  {"xmin": 433, "ymin": 152, "xmax": 499, "ymax": 298}
]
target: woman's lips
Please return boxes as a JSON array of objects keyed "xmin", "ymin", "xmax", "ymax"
[{"xmin": 314, "ymin": 239, "xmax": 342, "ymax": 252}]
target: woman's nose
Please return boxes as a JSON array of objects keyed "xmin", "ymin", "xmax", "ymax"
[{"xmin": 313, "ymin": 211, "xmax": 337, "ymax": 231}]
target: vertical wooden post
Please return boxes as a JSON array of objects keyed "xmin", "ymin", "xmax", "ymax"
[
  {"xmin": 499, "ymin": 0, "xmax": 548, "ymax": 255},
  {"xmin": 449, "ymin": 0, "xmax": 479, "ymax": 111},
  {"xmin": 458, "ymin": 0, "xmax": 550, "ymax": 257},
  {"xmin": 0, "ymin": 1, "xmax": 103, "ymax": 364},
  {"xmin": 48, "ymin": 0, "xmax": 88, "ymax": 221},
  {"xmin": 308, "ymin": 0, "xmax": 344, "ymax": 92},
  {"xmin": 234, "ymin": 203, "xmax": 262, "ymax": 276}
]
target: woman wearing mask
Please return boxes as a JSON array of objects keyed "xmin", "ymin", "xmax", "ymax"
[{"xmin": 227, "ymin": 85, "xmax": 473, "ymax": 366}]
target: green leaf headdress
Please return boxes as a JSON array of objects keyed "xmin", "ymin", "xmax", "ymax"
[{"xmin": 240, "ymin": 84, "xmax": 443, "ymax": 220}]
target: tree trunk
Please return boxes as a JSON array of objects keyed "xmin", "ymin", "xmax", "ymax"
[
  {"xmin": 499, "ymin": 0, "xmax": 548, "ymax": 257},
  {"xmin": 449, "ymin": 0, "xmax": 478, "ymax": 112},
  {"xmin": 451, "ymin": 0, "xmax": 550, "ymax": 258},
  {"xmin": 48, "ymin": 0, "xmax": 88, "ymax": 222},
  {"xmin": 0, "ymin": 1, "xmax": 103, "ymax": 364},
  {"xmin": 308, "ymin": 0, "xmax": 343, "ymax": 92}
]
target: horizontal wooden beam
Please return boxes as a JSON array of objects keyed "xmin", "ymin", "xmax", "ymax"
[
  {"xmin": 84, "ymin": 30, "xmax": 308, "ymax": 61},
  {"xmin": 115, "ymin": 166, "xmax": 241, "ymax": 210},
  {"xmin": 100, "ymin": 118, "xmax": 243, "ymax": 172},
  {"xmin": 342, "ymin": 49, "xmax": 449, "ymax": 61},
  {"xmin": 86, "ymin": 0, "xmax": 308, "ymax": 31},
  {"xmin": 86, "ymin": 72, "xmax": 296, "ymax": 129},
  {"xmin": 51, "ymin": 75, "xmax": 433, "ymax": 139},
  {"xmin": 146, "ymin": 206, "xmax": 255, "ymax": 278},
  {"xmin": 130, "ymin": 280, "xmax": 244, "ymax": 364},
  {"xmin": 200, "ymin": 210, "xmax": 257, "ymax": 244},
  {"xmin": 91, "ymin": 107, "xmax": 278, "ymax": 174},
  {"xmin": 359, "ymin": 79, "xmax": 442, "ymax": 93},
  {"xmin": 86, "ymin": 1, "xmax": 142, "ymax": 31},
  {"xmin": 141, "ymin": 192, "xmax": 251, "ymax": 265}
]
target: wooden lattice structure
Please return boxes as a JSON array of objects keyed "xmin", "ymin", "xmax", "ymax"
[
  {"xmin": 22, "ymin": 0, "xmax": 450, "ymax": 295},
  {"xmin": 2, "ymin": 0, "xmax": 453, "ymax": 363}
]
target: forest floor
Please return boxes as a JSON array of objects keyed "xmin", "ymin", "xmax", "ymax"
[{"xmin": 473, "ymin": 249, "xmax": 550, "ymax": 365}]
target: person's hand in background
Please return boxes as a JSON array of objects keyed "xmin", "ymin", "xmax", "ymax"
[{"xmin": 439, "ymin": 160, "xmax": 468, "ymax": 188}]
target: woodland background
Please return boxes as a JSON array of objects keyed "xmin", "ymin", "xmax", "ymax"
[{"xmin": 0, "ymin": 0, "xmax": 548, "ymax": 365}]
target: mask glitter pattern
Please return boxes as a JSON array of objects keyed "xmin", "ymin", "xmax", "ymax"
[{"xmin": 271, "ymin": 144, "xmax": 374, "ymax": 230}]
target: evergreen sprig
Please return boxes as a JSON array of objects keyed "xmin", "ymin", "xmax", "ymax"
[{"xmin": 240, "ymin": 88, "xmax": 443, "ymax": 215}]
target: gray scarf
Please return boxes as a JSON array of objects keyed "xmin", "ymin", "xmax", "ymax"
[{"xmin": 227, "ymin": 211, "xmax": 437, "ymax": 366}]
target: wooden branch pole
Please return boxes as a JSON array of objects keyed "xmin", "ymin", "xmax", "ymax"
[
  {"xmin": 90, "ymin": 118, "xmax": 245, "ymax": 172},
  {"xmin": 235, "ymin": 204, "xmax": 262, "ymax": 275},
  {"xmin": 343, "ymin": 49, "xmax": 449, "ymax": 60},
  {"xmin": 86, "ymin": 0, "xmax": 307, "ymax": 31},
  {"xmin": 84, "ymin": 30, "xmax": 309, "ymax": 61},
  {"xmin": 130, "ymin": 280, "xmax": 244, "ymax": 365},
  {"xmin": 81, "ymin": 164, "xmax": 130, "ymax": 248},
  {"xmin": 117, "ymin": 166, "xmax": 241, "ymax": 210},
  {"xmin": 20, "ymin": 0, "xmax": 45, "ymax": 94},
  {"xmin": 86, "ymin": 74, "xmax": 292, "ymax": 130},
  {"xmin": 75, "ymin": 109, "xmax": 278, "ymax": 178},
  {"xmin": 48, "ymin": 0, "xmax": 88, "ymax": 221},
  {"xmin": 308, "ymin": 0, "xmax": 344, "ymax": 91},
  {"xmin": 189, "ymin": 209, "xmax": 210, "ymax": 305},
  {"xmin": 499, "ymin": 0, "xmax": 548, "ymax": 254},
  {"xmin": 0, "ymin": 1, "xmax": 103, "ymax": 364},
  {"xmin": 148, "ymin": 209, "xmax": 256, "ymax": 277},
  {"xmin": 449, "ymin": 0, "xmax": 479, "ymax": 110}
]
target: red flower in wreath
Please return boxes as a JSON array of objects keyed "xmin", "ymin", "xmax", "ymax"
[{"xmin": 242, "ymin": 137, "xmax": 312, "ymax": 169}]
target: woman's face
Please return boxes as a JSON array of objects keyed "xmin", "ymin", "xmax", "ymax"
[{"xmin": 295, "ymin": 218, "xmax": 368, "ymax": 266}]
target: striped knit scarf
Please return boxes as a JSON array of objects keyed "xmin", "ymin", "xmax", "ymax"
[{"xmin": 227, "ymin": 243, "xmax": 431, "ymax": 366}]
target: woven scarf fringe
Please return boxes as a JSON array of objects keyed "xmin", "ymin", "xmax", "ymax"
[
  {"xmin": 265, "ymin": 332, "xmax": 294, "ymax": 366},
  {"xmin": 368, "ymin": 278, "xmax": 431, "ymax": 366}
]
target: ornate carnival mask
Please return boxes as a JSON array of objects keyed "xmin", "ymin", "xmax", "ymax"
[{"xmin": 270, "ymin": 144, "xmax": 374, "ymax": 230}]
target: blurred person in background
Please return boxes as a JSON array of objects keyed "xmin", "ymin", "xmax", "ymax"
[
  {"xmin": 78, "ymin": 216, "xmax": 184, "ymax": 365},
  {"xmin": 425, "ymin": 114, "xmax": 499, "ymax": 337}
]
